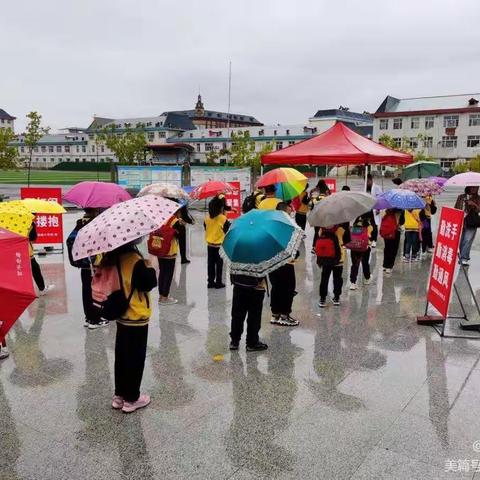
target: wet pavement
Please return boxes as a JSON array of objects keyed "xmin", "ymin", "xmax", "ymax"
[{"xmin": 2, "ymin": 207, "xmax": 480, "ymax": 479}]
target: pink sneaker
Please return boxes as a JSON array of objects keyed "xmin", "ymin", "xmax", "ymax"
[
  {"xmin": 122, "ymin": 394, "xmax": 151, "ymax": 413},
  {"xmin": 112, "ymin": 395, "xmax": 124, "ymax": 409}
]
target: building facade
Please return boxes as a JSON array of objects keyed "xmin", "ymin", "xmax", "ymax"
[
  {"xmin": 0, "ymin": 109, "xmax": 15, "ymax": 131},
  {"xmin": 373, "ymin": 94, "xmax": 480, "ymax": 172},
  {"xmin": 309, "ymin": 107, "xmax": 373, "ymax": 137}
]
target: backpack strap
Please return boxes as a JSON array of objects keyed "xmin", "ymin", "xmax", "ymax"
[{"xmin": 116, "ymin": 256, "xmax": 136, "ymax": 306}]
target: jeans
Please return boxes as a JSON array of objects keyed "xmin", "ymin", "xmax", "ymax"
[
  {"xmin": 269, "ymin": 263, "xmax": 296, "ymax": 315},
  {"xmin": 31, "ymin": 257, "xmax": 45, "ymax": 291},
  {"xmin": 207, "ymin": 246, "xmax": 223, "ymax": 286},
  {"xmin": 350, "ymin": 248, "xmax": 371, "ymax": 283},
  {"xmin": 383, "ymin": 231, "xmax": 401, "ymax": 269},
  {"xmin": 230, "ymin": 285, "xmax": 264, "ymax": 346},
  {"xmin": 403, "ymin": 231, "xmax": 420, "ymax": 258},
  {"xmin": 319, "ymin": 265, "xmax": 343, "ymax": 300},
  {"xmin": 460, "ymin": 227, "xmax": 477, "ymax": 261},
  {"xmin": 158, "ymin": 257, "xmax": 176, "ymax": 297}
]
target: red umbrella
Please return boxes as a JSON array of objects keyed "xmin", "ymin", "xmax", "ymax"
[
  {"xmin": 0, "ymin": 228, "xmax": 36, "ymax": 340},
  {"xmin": 190, "ymin": 181, "xmax": 235, "ymax": 200}
]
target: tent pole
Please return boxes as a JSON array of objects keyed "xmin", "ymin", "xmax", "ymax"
[
  {"xmin": 345, "ymin": 165, "xmax": 348, "ymax": 185},
  {"xmin": 364, "ymin": 164, "xmax": 368, "ymax": 191}
]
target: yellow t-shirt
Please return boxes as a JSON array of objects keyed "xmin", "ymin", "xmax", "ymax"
[
  {"xmin": 204, "ymin": 214, "xmax": 228, "ymax": 246},
  {"xmin": 258, "ymin": 197, "xmax": 281, "ymax": 210},
  {"xmin": 297, "ymin": 191, "xmax": 309, "ymax": 214}
]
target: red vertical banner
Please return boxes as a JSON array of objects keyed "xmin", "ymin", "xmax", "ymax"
[
  {"xmin": 427, "ymin": 206, "xmax": 464, "ymax": 318},
  {"xmin": 225, "ymin": 181, "xmax": 241, "ymax": 220},
  {"xmin": 20, "ymin": 187, "xmax": 64, "ymax": 244},
  {"xmin": 324, "ymin": 178, "xmax": 337, "ymax": 193}
]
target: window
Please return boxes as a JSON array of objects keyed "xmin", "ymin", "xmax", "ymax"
[
  {"xmin": 467, "ymin": 135, "xmax": 480, "ymax": 147},
  {"xmin": 443, "ymin": 115, "xmax": 459, "ymax": 128},
  {"xmin": 286, "ymin": 129, "xmax": 290, "ymax": 135},
  {"xmin": 425, "ymin": 116, "xmax": 434, "ymax": 129},
  {"xmin": 91, "ymin": 145, "xmax": 95, "ymax": 153},
  {"xmin": 205, "ymin": 143, "xmax": 213, "ymax": 151},
  {"xmin": 65, "ymin": 145, "xmax": 70, "ymax": 153},
  {"xmin": 393, "ymin": 118, "xmax": 402, "ymax": 129},
  {"xmin": 43, "ymin": 158, "xmax": 47, "ymax": 162},
  {"xmin": 222, "ymin": 143, "xmax": 227, "ymax": 150},
  {"xmin": 410, "ymin": 117, "xmax": 420, "ymax": 129},
  {"xmin": 441, "ymin": 136, "xmax": 457, "ymax": 147},
  {"xmin": 158, "ymin": 131, "xmax": 166, "ymax": 138},
  {"xmin": 100, "ymin": 145, "xmax": 104, "ymax": 153},
  {"xmin": 147, "ymin": 132, "xmax": 154, "ymax": 142},
  {"xmin": 440, "ymin": 158, "xmax": 455, "ymax": 171},
  {"xmin": 82, "ymin": 145, "xmax": 86, "ymax": 153},
  {"xmin": 196, "ymin": 144, "xmax": 201, "ymax": 152},
  {"xmin": 409, "ymin": 137, "xmax": 418, "ymax": 148},
  {"xmin": 75, "ymin": 158, "xmax": 79, "ymax": 163},
  {"xmin": 273, "ymin": 130, "xmax": 277, "ymax": 136},
  {"xmin": 20, "ymin": 146, "xmax": 24, "ymax": 153},
  {"xmin": 48, "ymin": 145, "xmax": 54, "ymax": 153},
  {"xmin": 91, "ymin": 158, "xmax": 95, "ymax": 162},
  {"xmin": 40, "ymin": 145, "xmax": 46, "ymax": 152},
  {"xmin": 469, "ymin": 114, "xmax": 480, "ymax": 126},
  {"xmin": 56, "ymin": 145, "xmax": 62, "ymax": 152},
  {"xmin": 50, "ymin": 158, "xmax": 55, "ymax": 162},
  {"xmin": 379, "ymin": 119, "xmax": 389, "ymax": 130},
  {"xmin": 33, "ymin": 146, "xmax": 38, "ymax": 152},
  {"xmin": 393, "ymin": 138, "xmax": 402, "ymax": 148},
  {"xmin": 288, "ymin": 141, "xmax": 295, "ymax": 146},
  {"xmin": 275, "ymin": 141, "xmax": 283, "ymax": 150},
  {"xmin": 423, "ymin": 137, "xmax": 433, "ymax": 148}
]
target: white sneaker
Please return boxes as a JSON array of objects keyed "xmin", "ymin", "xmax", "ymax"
[
  {"xmin": 88, "ymin": 320, "xmax": 109, "ymax": 330},
  {"xmin": 350, "ymin": 283, "xmax": 358, "ymax": 290},
  {"xmin": 39, "ymin": 284, "xmax": 55, "ymax": 296},
  {"xmin": 0, "ymin": 347, "xmax": 9, "ymax": 360},
  {"xmin": 364, "ymin": 278, "xmax": 372, "ymax": 285},
  {"xmin": 461, "ymin": 260, "xmax": 470, "ymax": 266},
  {"xmin": 371, "ymin": 241, "xmax": 377, "ymax": 248},
  {"xmin": 384, "ymin": 268, "xmax": 392, "ymax": 274},
  {"xmin": 159, "ymin": 297, "xmax": 178, "ymax": 305}
]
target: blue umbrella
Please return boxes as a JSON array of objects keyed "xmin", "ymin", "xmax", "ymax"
[
  {"xmin": 374, "ymin": 188, "xmax": 425, "ymax": 210},
  {"xmin": 221, "ymin": 210, "xmax": 305, "ymax": 277}
]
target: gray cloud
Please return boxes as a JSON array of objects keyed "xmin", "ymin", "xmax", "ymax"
[{"xmin": 2, "ymin": 0, "xmax": 480, "ymax": 131}]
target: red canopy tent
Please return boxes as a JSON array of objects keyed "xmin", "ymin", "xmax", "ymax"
[{"xmin": 261, "ymin": 122, "xmax": 413, "ymax": 166}]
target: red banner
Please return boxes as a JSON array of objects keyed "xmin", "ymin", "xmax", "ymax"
[
  {"xmin": 225, "ymin": 182, "xmax": 241, "ymax": 220},
  {"xmin": 20, "ymin": 187, "xmax": 64, "ymax": 244},
  {"xmin": 427, "ymin": 206, "xmax": 464, "ymax": 318},
  {"xmin": 324, "ymin": 178, "xmax": 337, "ymax": 193}
]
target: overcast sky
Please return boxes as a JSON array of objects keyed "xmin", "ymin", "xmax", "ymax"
[{"xmin": 2, "ymin": 0, "xmax": 480, "ymax": 132}]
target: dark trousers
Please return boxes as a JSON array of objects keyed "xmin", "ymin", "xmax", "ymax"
[
  {"xmin": 114, "ymin": 323, "xmax": 148, "ymax": 402},
  {"xmin": 404, "ymin": 231, "xmax": 420, "ymax": 258},
  {"xmin": 177, "ymin": 224, "xmax": 188, "ymax": 261},
  {"xmin": 269, "ymin": 263, "xmax": 296, "ymax": 315},
  {"xmin": 230, "ymin": 285, "xmax": 264, "ymax": 346},
  {"xmin": 350, "ymin": 248, "xmax": 371, "ymax": 283},
  {"xmin": 312, "ymin": 227, "xmax": 320, "ymax": 248},
  {"xmin": 295, "ymin": 213, "xmax": 307, "ymax": 230},
  {"xmin": 31, "ymin": 257, "xmax": 45, "ymax": 291},
  {"xmin": 421, "ymin": 220, "xmax": 433, "ymax": 252},
  {"xmin": 81, "ymin": 268, "xmax": 100, "ymax": 323},
  {"xmin": 383, "ymin": 231, "xmax": 401, "ymax": 268},
  {"xmin": 158, "ymin": 257, "xmax": 175, "ymax": 297},
  {"xmin": 319, "ymin": 265, "xmax": 343, "ymax": 300},
  {"xmin": 207, "ymin": 246, "xmax": 223, "ymax": 286}
]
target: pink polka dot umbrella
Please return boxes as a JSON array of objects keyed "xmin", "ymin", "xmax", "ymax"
[{"xmin": 72, "ymin": 195, "xmax": 180, "ymax": 260}]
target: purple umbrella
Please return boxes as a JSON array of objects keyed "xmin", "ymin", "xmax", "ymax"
[
  {"xmin": 64, "ymin": 181, "xmax": 132, "ymax": 208},
  {"xmin": 428, "ymin": 176, "xmax": 447, "ymax": 187}
]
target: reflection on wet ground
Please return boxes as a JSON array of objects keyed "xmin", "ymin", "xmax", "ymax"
[{"xmin": 2, "ymin": 211, "xmax": 480, "ymax": 479}]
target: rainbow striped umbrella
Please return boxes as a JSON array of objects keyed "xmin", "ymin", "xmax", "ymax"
[{"xmin": 257, "ymin": 167, "xmax": 307, "ymax": 201}]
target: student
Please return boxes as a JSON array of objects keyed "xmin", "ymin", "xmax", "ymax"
[
  {"xmin": 204, "ymin": 196, "xmax": 231, "ymax": 288},
  {"xmin": 104, "ymin": 241, "xmax": 157, "ymax": 413},
  {"xmin": 310, "ymin": 180, "xmax": 331, "ymax": 251},
  {"xmin": 317, "ymin": 222, "xmax": 351, "ymax": 307},
  {"xmin": 177, "ymin": 205, "xmax": 194, "ymax": 264},
  {"xmin": 421, "ymin": 196, "xmax": 437, "ymax": 255},
  {"xmin": 349, "ymin": 211, "xmax": 377, "ymax": 290},
  {"xmin": 269, "ymin": 202, "xmax": 299, "ymax": 327},
  {"xmin": 381, "ymin": 208, "xmax": 405, "ymax": 273},
  {"xmin": 229, "ymin": 274, "xmax": 268, "ymax": 352},
  {"xmin": 29, "ymin": 221, "xmax": 54, "ymax": 296},
  {"xmin": 455, "ymin": 186, "xmax": 480, "ymax": 266},
  {"xmin": 292, "ymin": 185, "xmax": 310, "ymax": 230},
  {"xmin": 403, "ymin": 209, "xmax": 423, "ymax": 262},
  {"xmin": 0, "ymin": 337, "xmax": 8, "ymax": 360},
  {"xmin": 258, "ymin": 185, "xmax": 281, "ymax": 210},
  {"xmin": 365, "ymin": 173, "xmax": 382, "ymax": 248}
]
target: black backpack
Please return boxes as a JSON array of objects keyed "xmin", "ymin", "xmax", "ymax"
[
  {"xmin": 242, "ymin": 192, "xmax": 264, "ymax": 214},
  {"xmin": 66, "ymin": 227, "xmax": 92, "ymax": 269}
]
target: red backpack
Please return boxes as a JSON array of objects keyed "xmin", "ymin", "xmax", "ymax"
[
  {"xmin": 380, "ymin": 213, "xmax": 398, "ymax": 240},
  {"xmin": 148, "ymin": 218, "xmax": 176, "ymax": 257},
  {"xmin": 345, "ymin": 226, "xmax": 369, "ymax": 251},
  {"xmin": 315, "ymin": 228, "xmax": 341, "ymax": 266}
]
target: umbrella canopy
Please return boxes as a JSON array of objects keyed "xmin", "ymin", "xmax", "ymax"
[
  {"xmin": 137, "ymin": 182, "xmax": 190, "ymax": 201},
  {"xmin": 64, "ymin": 181, "xmax": 132, "ymax": 208},
  {"xmin": 399, "ymin": 179, "xmax": 443, "ymax": 197},
  {"xmin": 9, "ymin": 199, "xmax": 66, "ymax": 214},
  {"xmin": 428, "ymin": 176, "xmax": 448, "ymax": 187},
  {"xmin": 375, "ymin": 189, "xmax": 425, "ymax": 210},
  {"xmin": 261, "ymin": 122, "xmax": 413, "ymax": 166},
  {"xmin": 445, "ymin": 172, "xmax": 480, "ymax": 187},
  {"xmin": 0, "ymin": 202, "xmax": 34, "ymax": 237},
  {"xmin": 308, "ymin": 191, "xmax": 376, "ymax": 228},
  {"xmin": 401, "ymin": 161, "xmax": 442, "ymax": 180},
  {"xmin": 0, "ymin": 228, "xmax": 36, "ymax": 339},
  {"xmin": 72, "ymin": 195, "xmax": 180, "ymax": 260},
  {"xmin": 190, "ymin": 181, "xmax": 235, "ymax": 200},
  {"xmin": 221, "ymin": 209, "xmax": 305, "ymax": 277},
  {"xmin": 257, "ymin": 167, "xmax": 308, "ymax": 201}
]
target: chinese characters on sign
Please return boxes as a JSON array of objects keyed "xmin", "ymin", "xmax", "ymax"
[
  {"xmin": 427, "ymin": 206, "xmax": 464, "ymax": 318},
  {"xmin": 324, "ymin": 178, "xmax": 337, "ymax": 194},
  {"xmin": 20, "ymin": 187, "xmax": 64, "ymax": 244},
  {"xmin": 225, "ymin": 182, "xmax": 241, "ymax": 220}
]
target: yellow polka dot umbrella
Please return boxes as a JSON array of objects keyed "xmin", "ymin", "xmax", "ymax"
[
  {"xmin": 0, "ymin": 202, "xmax": 34, "ymax": 237},
  {"xmin": 9, "ymin": 198, "xmax": 66, "ymax": 214}
]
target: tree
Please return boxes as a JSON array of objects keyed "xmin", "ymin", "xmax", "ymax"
[
  {"xmin": 454, "ymin": 155, "xmax": 480, "ymax": 174},
  {"xmin": 98, "ymin": 123, "xmax": 147, "ymax": 164},
  {"xmin": 0, "ymin": 127, "xmax": 19, "ymax": 169},
  {"xmin": 24, "ymin": 111, "xmax": 49, "ymax": 186}
]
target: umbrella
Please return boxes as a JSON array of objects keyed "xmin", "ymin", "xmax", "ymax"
[
  {"xmin": 0, "ymin": 228, "xmax": 36, "ymax": 340},
  {"xmin": 445, "ymin": 172, "xmax": 480, "ymax": 187},
  {"xmin": 190, "ymin": 181, "xmax": 235, "ymax": 200},
  {"xmin": 308, "ymin": 192, "xmax": 376, "ymax": 228},
  {"xmin": 137, "ymin": 182, "xmax": 190, "ymax": 201},
  {"xmin": 399, "ymin": 179, "xmax": 443, "ymax": 197},
  {"xmin": 428, "ymin": 176, "xmax": 447, "ymax": 187},
  {"xmin": 72, "ymin": 195, "xmax": 180, "ymax": 260},
  {"xmin": 9, "ymin": 199, "xmax": 66, "ymax": 214},
  {"xmin": 375, "ymin": 189, "xmax": 425, "ymax": 210},
  {"xmin": 401, "ymin": 161, "xmax": 442, "ymax": 180},
  {"xmin": 257, "ymin": 168, "xmax": 308, "ymax": 201},
  {"xmin": 0, "ymin": 202, "xmax": 34, "ymax": 237},
  {"xmin": 64, "ymin": 181, "xmax": 132, "ymax": 208},
  {"xmin": 221, "ymin": 209, "xmax": 305, "ymax": 277}
]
